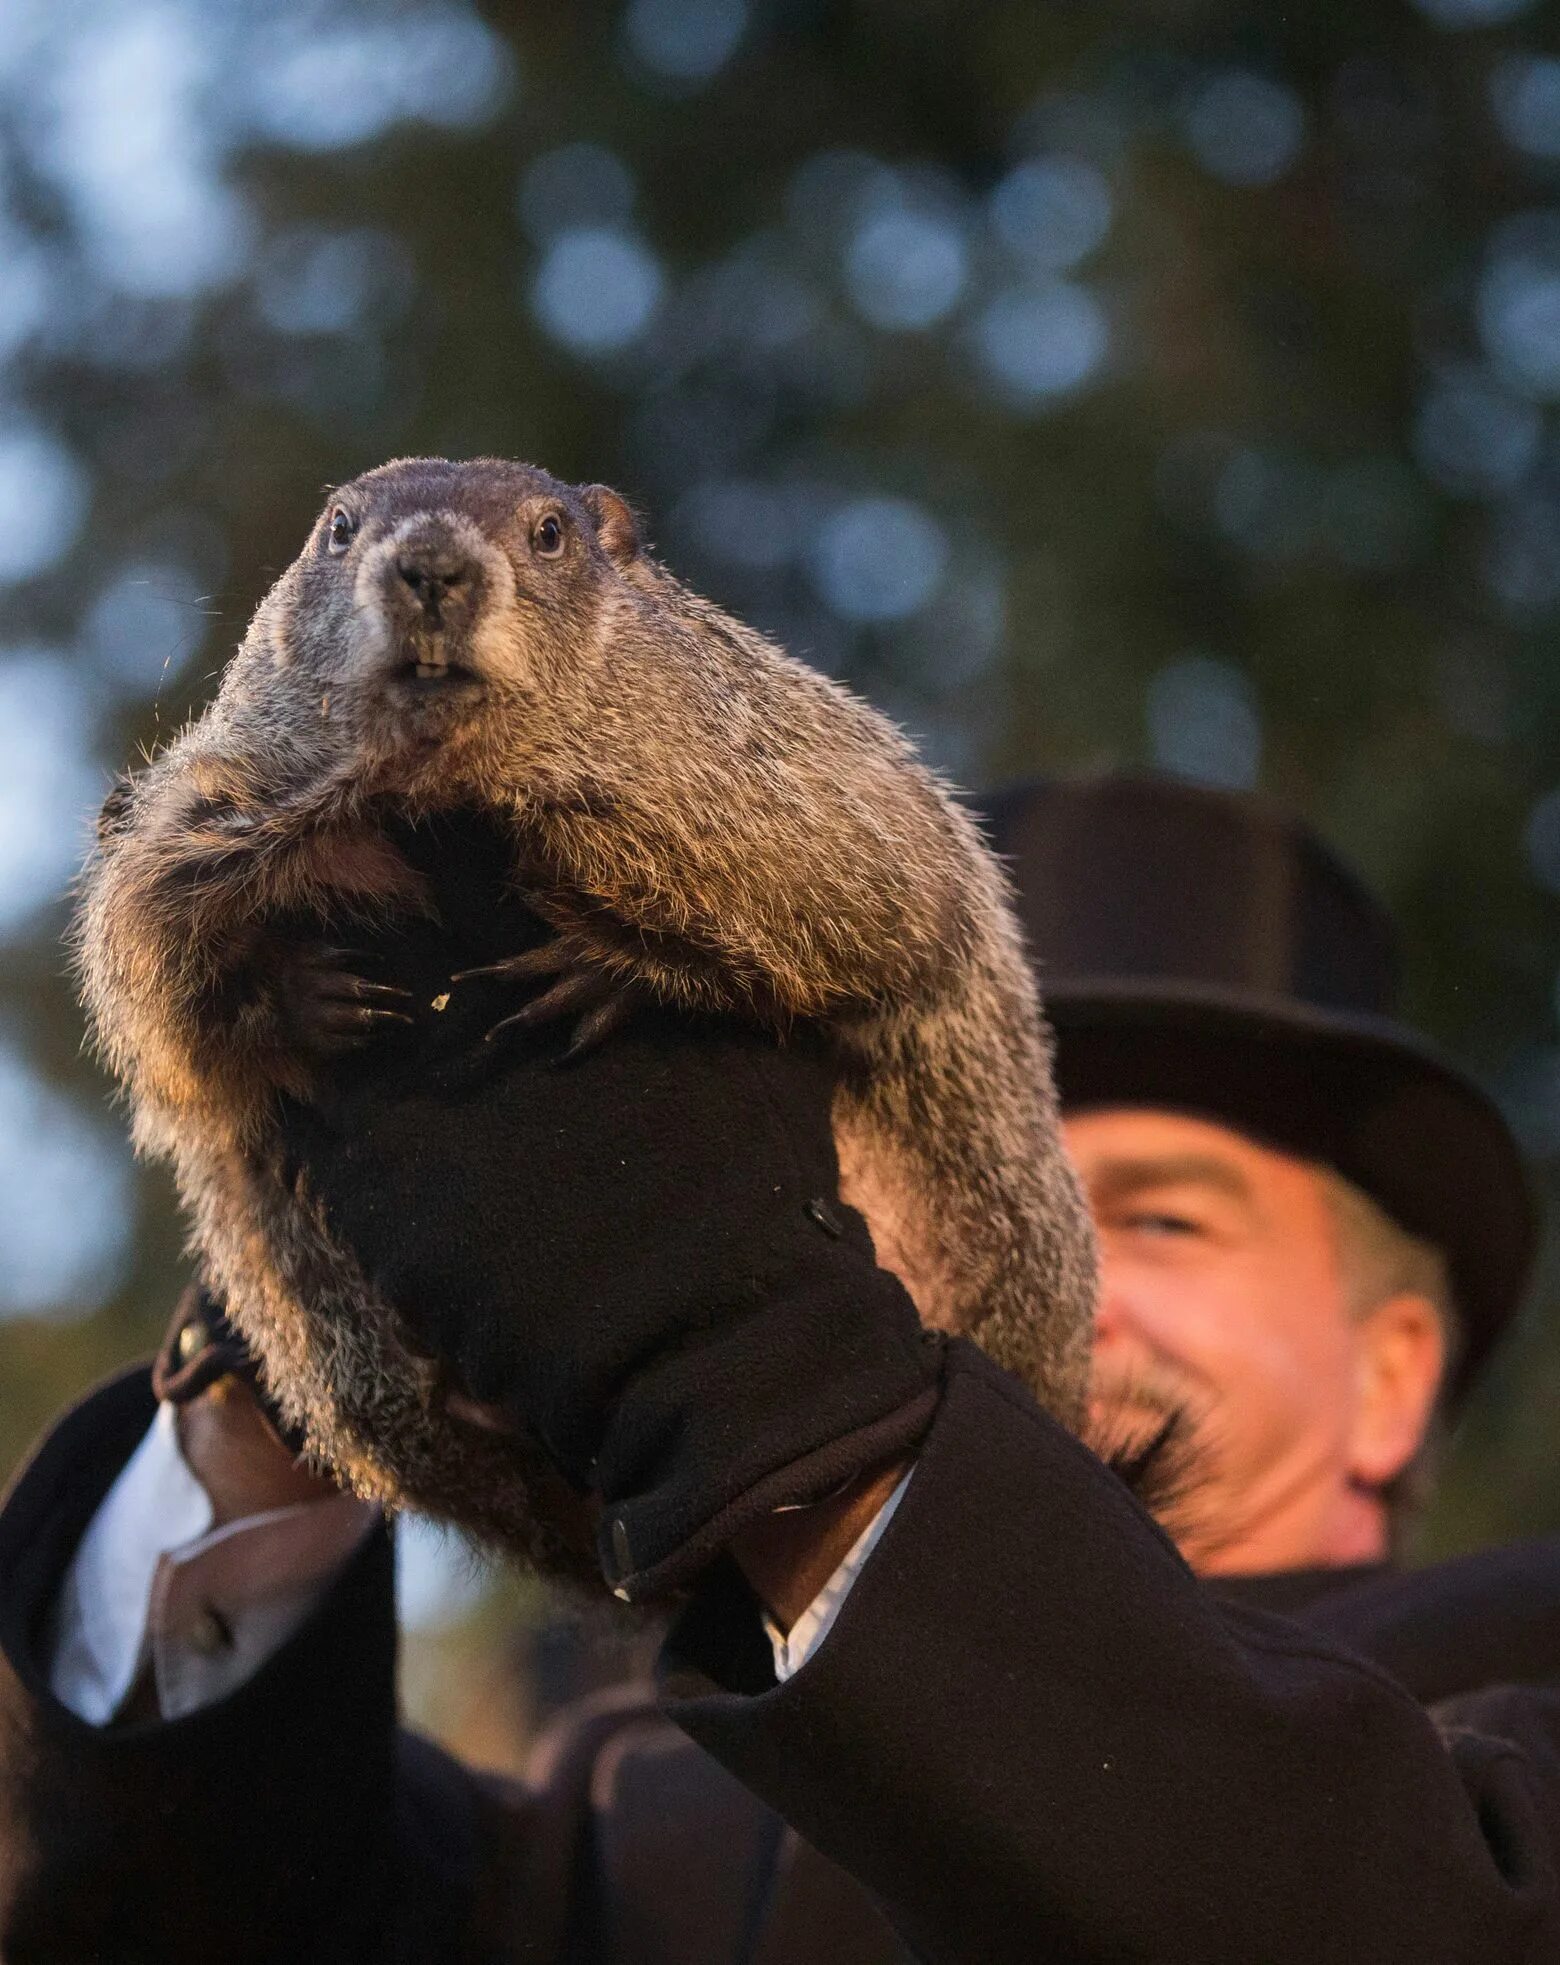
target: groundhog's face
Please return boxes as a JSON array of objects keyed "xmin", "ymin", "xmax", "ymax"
[{"xmin": 257, "ymin": 455, "xmax": 647, "ymax": 772}]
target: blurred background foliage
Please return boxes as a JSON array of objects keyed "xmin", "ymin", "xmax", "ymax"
[{"xmin": 4, "ymin": 0, "xmax": 1560, "ymax": 1766}]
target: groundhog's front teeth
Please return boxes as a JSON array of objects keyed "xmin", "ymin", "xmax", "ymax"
[
  {"xmin": 393, "ymin": 636, "xmax": 469, "ymax": 685},
  {"xmin": 383, "ymin": 641, "xmax": 484, "ymax": 709},
  {"xmin": 403, "ymin": 656, "xmax": 476, "ymax": 688},
  {"xmin": 401, "ymin": 633, "xmax": 450, "ymax": 678}
]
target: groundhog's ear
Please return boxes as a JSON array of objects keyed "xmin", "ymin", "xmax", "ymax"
[
  {"xmin": 579, "ymin": 484, "xmax": 642, "ymax": 570},
  {"xmin": 96, "ymin": 774, "xmax": 135, "ymax": 844}
]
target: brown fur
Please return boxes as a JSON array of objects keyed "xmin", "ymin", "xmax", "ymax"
[{"xmin": 74, "ymin": 457, "xmax": 1097, "ymax": 1569}]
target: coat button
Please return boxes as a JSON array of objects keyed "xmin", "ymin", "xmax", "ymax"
[
  {"xmin": 186, "ymin": 1606, "xmax": 232, "ymax": 1656},
  {"xmin": 804, "ymin": 1197, "xmax": 845, "ymax": 1237}
]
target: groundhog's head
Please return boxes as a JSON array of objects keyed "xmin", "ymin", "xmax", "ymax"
[{"xmin": 240, "ymin": 456, "xmax": 651, "ymax": 791}]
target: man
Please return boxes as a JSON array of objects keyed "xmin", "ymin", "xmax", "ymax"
[
  {"xmin": 987, "ymin": 771, "xmax": 1529, "ymax": 1582},
  {"xmin": 0, "ymin": 774, "xmax": 1553, "ymax": 1962}
]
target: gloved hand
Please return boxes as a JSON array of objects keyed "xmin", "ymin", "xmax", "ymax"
[
  {"xmin": 154, "ymin": 1277, "xmax": 306, "ymax": 1456},
  {"xmin": 154, "ymin": 1278, "xmax": 347, "ymax": 1525},
  {"xmin": 280, "ymin": 995, "xmax": 944, "ymax": 1601}
]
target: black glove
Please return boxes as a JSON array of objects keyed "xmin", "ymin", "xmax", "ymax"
[
  {"xmin": 153, "ymin": 1278, "xmax": 307, "ymax": 1454},
  {"xmin": 280, "ymin": 978, "xmax": 944, "ymax": 1600}
]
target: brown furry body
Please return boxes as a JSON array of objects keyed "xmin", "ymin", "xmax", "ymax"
[{"xmin": 75, "ymin": 457, "xmax": 1097, "ymax": 1568}]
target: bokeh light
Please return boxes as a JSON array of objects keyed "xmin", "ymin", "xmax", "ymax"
[
  {"xmin": 41, "ymin": 8, "xmax": 253, "ymax": 300},
  {"xmin": 0, "ymin": 653, "xmax": 100, "ymax": 932},
  {"xmin": 786, "ymin": 149, "xmax": 897, "ymax": 250},
  {"xmin": 252, "ymin": 227, "xmax": 414, "ymax": 337},
  {"xmin": 1211, "ymin": 447, "xmax": 1315, "ymax": 561},
  {"xmin": 246, "ymin": 8, "xmax": 515, "ymax": 150},
  {"xmin": 81, "ymin": 561, "xmax": 209, "ymax": 701},
  {"xmin": 1180, "ymin": 71, "xmax": 1306, "ymax": 189},
  {"xmin": 845, "ymin": 206, "xmax": 969, "ymax": 331},
  {"xmin": 530, "ymin": 226, "xmax": 665, "ymax": 356},
  {"xmin": 0, "ymin": 427, "xmax": 89, "ymax": 586},
  {"xmin": 676, "ymin": 477, "xmax": 797, "ymax": 572},
  {"xmin": 0, "ymin": 1038, "xmax": 133, "ymax": 1318},
  {"xmin": 621, "ymin": 0, "xmax": 748, "ymax": 87},
  {"xmin": 1490, "ymin": 54, "xmax": 1560, "ymax": 159},
  {"xmin": 1414, "ymin": 365, "xmax": 1542, "ymax": 498},
  {"xmin": 1146, "ymin": 655, "xmax": 1262, "ymax": 791},
  {"xmin": 989, "ymin": 157, "xmax": 1112, "ymax": 273},
  {"xmin": 970, "ymin": 282, "xmax": 1109, "ymax": 408},
  {"xmin": 0, "ymin": 223, "xmax": 55, "ymax": 365},
  {"xmin": 1479, "ymin": 213, "xmax": 1560, "ymax": 402},
  {"xmin": 807, "ymin": 497, "xmax": 950, "ymax": 623}
]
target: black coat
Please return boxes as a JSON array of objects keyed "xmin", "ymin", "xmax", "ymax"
[{"xmin": 4, "ymin": 1349, "xmax": 1560, "ymax": 1962}]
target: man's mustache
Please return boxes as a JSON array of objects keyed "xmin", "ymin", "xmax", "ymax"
[
  {"xmin": 1085, "ymin": 1358, "xmax": 1218, "ymax": 1540},
  {"xmin": 1089, "ymin": 1356, "xmax": 1203, "ymax": 1429}
]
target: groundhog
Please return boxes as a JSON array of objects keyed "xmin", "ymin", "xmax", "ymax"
[{"xmin": 75, "ymin": 456, "xmax": 1097, "ymax": 1574}]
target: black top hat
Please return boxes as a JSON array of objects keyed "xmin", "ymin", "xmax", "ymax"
[{"xmin": 979, "ymin": 774, "xmax": 1534, "ymax": 1404}]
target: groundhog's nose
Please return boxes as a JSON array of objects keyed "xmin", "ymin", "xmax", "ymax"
[{"xmin": 395, "ymin": 546, "xmax": 474, "ymax": 621}]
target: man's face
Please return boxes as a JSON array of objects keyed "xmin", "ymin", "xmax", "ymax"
[{"xmin": 1062, "ymin": 1107, "xmax": 1442, "ymax": 1576}]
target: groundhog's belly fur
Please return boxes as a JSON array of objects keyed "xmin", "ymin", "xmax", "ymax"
[{"xmin": 74, "ymin": 455, "xmax": 1097, "ymax": 1573}]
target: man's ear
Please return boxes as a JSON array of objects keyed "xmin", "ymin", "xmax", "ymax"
[
  {"xmin": 1346, "ymin": 1293, "xmax": 1446, "ymax": 1490},
  {"xmin": 579, "ymin": 484, "xmax": 644, "ymax": 573}
]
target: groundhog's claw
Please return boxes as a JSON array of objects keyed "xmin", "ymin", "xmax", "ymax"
[
  {"xmin": 451, "ymin": 942, "xmax": 571, "ymax": 986},
  {"xmin": 561, "ymin": 986, "xmax": 644, "ymax": 1058},
  {"xmin": 481, "ymin": 965, "xmax": 608, "ymax": 1043},
  {"xmin": 455, "ymin": 936, "xmax": 642, "ymax": 1053},
  {"xmin": 275, "ymin": 945, "xmax": 415, "ymax": 1059}
]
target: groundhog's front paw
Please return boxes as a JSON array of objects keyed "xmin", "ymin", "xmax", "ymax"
[
  {"xmin": 273, "ymin": 944, "xmax": 416, "ymax": 1060},
  {"xmin": 450, "ymin": 935, "xmax": 644, "ymax": 1057}
]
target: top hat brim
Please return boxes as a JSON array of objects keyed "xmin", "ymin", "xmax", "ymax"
[{"xmin": 1042, "ymin": 977, "xmax": 1534, "ymax": 1406}]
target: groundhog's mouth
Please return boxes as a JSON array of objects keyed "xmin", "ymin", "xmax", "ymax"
[{"xmin": 385, "ymin": 646, "xmax": 484, "ymax": 700}]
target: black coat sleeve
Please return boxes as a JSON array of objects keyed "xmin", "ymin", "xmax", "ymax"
[
  {"xmin": 659, "ymin": 1341, "xmax": 1560, "ymax": 1965},
  {"xmin": 0, "ymin": 1369, "xmax": 565, "ymax": 1965}
]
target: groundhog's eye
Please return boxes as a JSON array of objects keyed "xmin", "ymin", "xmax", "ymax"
[
  {"xmin": 533, "ymin": 512, "xmax": 565, "ymax": 558},
  {"xmin": 327, "ymin": 507, "xmax": 357, "ymax": 555}
]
